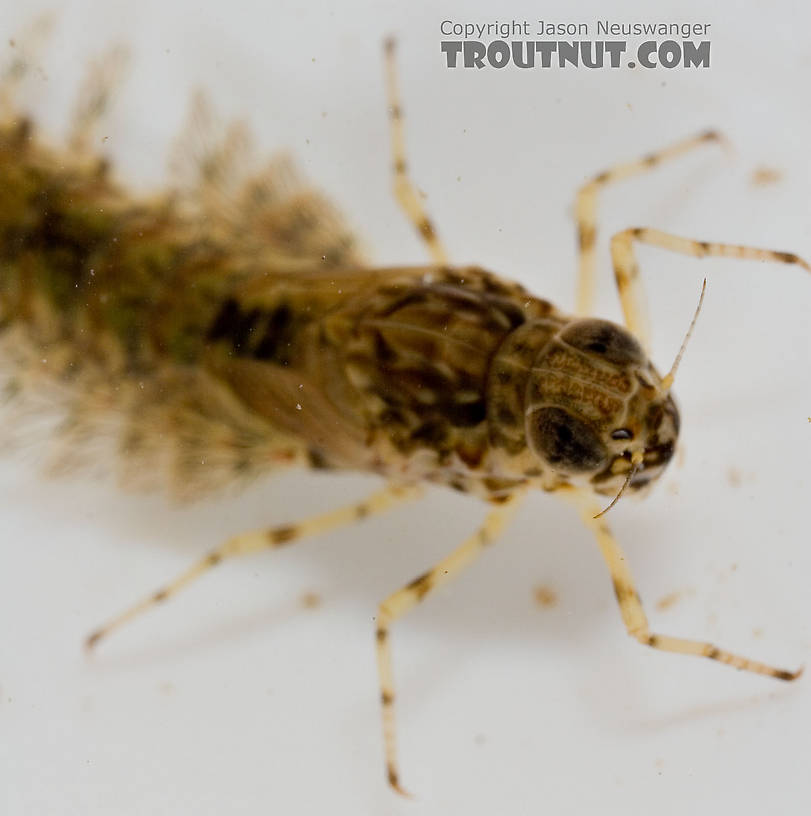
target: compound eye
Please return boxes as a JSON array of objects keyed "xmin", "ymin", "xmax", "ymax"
[
  {"xmin": 528, "ymin": 406, "xmax": 607, "ymax": 472},
  {"xmin": 560, "ymin": 319, "xmax": 644, "ymax": 366}
]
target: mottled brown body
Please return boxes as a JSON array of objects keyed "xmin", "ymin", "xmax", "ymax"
[{"xmin": 0, "ymin": 113, "xmax": 680, "ymax": 503}]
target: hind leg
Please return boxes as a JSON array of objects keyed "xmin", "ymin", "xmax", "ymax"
[{"xmin": 86, "ymin": 483, "xmax": 421, "ymax": 649}]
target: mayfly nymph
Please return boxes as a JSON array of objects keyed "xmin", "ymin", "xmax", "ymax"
[{"xmin": 1, "ymin": 25, "xmax": 807, "ymax": 794}]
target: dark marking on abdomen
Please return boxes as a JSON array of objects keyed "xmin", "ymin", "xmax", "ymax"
[
  {"xmin": 254, "ymin": 303, "xmax": 295, "ymax": 362},
  {"xmin": 208, "ymin": 298, "xmax": 301, "ymax": 364}
]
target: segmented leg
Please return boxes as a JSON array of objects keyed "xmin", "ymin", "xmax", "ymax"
[
  {"xmin": 376, "ymin": 491, "xmax": 526, "ymax": 795},
  {"xmin": 86, "ymin": 483, "xmax": 421, "ymax": 649},
  {"xmin": 69, "ymin": 45, "xmax": 130, "ymax": 155},
  {"xmin": 568, "ymin": 488, "xmax": 802, "ymax": 682},
  {"xmin": 611, "ymin": 227, "xmax": 811, "ymax": 351},
  {"xmin": 575, "ymin": 130, "xmax": 727, "ymax": 317},
  {"xmin": 384, "ymin": 38, "xmax": 448, "ymax": 264}
]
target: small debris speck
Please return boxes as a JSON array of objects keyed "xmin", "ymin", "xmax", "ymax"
[
  {"xmin": 750, "ymin": 166, "xmax": 782, "ymax": 187},
  {"xmin": 533, "ymin": 585, "xmax": 559, "ymax": 609},
  {"xmin": 655, "ymin": 589, "xmax": 693, "ymax": 612},
  {"xmin": 300, "ymin": 591, "xmax": 322, "ymax": 609}
]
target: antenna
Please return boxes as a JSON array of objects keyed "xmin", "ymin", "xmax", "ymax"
[{"xmin": 660, "ymin": 278, "xmax": 707, "ymax": 393}]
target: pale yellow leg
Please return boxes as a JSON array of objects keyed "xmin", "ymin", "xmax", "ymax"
[
  {"xmin": 68, "ymin": 45, "xmax": 130, "ymax": 155},
  {"xmin": 568, "ymin": 488, "xmax": 802, "ymax": 681},
  {"xmin": 376, "ymin": 491, "xmax": 526, "ymax": 795},
  {"xmin": 610, "ymin": 226, "xmax": 811, "ymax": 351},
  {"xmin": 575, "ymin": 130, "xmax": 726, "ymax": 317},
  {"xmin": 86, "ymin": 483, "xmax": 421, "ymax": 649},
  {"xmin": 384, "ymin": 38, "xmax": 448, "ymax": 264}
]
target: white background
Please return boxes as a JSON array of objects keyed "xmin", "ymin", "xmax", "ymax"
[{"xmin": 1, "ymin": 1, "xmax": 809, "ymax": 814}]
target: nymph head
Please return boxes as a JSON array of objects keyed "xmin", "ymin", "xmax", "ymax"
[{"xmin": 524, "ymin": 318, "xmax": 680, "ymax": 499}]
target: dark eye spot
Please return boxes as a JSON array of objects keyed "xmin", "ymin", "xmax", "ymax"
[
  {"xmin": 560, "ymin": 319, "xmax": 644, "ymax": 366},
  {"xmin": 610, "ymin": 428, "xmax": 633, "ymax": 441},
  {"xmin": 528, "ymin": 407, "xmax": 607, "ymax": 472}
]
